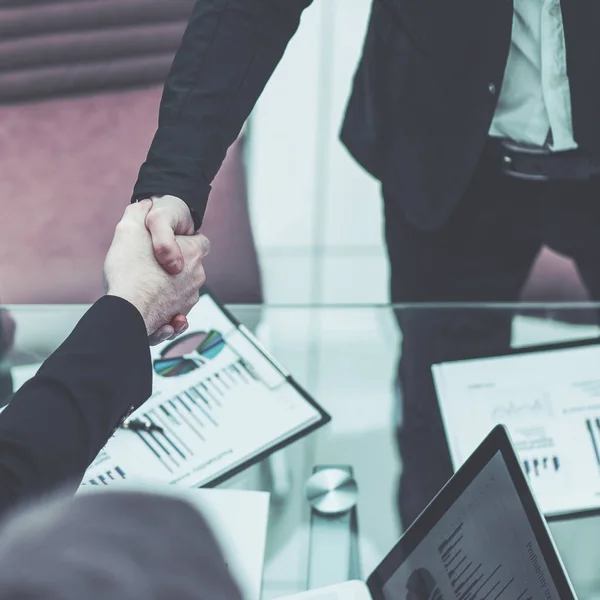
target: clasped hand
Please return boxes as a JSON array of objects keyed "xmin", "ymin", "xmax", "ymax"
[{"xmin": 104, "ymin": 198, "xmax": 210, "ymax": 345}]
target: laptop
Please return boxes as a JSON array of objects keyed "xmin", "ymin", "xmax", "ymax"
[{"xmin": 287, "ymin": 425, "xmax": 577, "ymax": 600}]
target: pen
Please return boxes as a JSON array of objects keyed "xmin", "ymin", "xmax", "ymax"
[{"xmin": 120, "ymin": 418, "xmax": 164, "ymax": 434}]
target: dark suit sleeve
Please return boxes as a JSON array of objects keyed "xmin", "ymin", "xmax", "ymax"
[
  {"xmin": 0, "ymin": 296, "xmax": 152, "ymax": 514},
  {"xmin": 132, "ymin": 0, "xmax": 314, "ymax": 223}
]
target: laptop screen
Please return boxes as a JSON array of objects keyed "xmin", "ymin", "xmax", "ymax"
[{"xmin": 368, "ymin": 427, "xmax": 576, "ymax": 600}]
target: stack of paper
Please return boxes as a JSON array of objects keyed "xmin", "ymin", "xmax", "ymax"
[
  {"xmin": 433, "ymin": 341, "xmax": 600, "ymax": 518},
  {"xmin": 80, "ymin": 485, "xmax": 269, "ymax": 600}
]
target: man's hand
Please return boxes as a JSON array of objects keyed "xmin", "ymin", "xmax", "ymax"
[
  {"xmin": 144, "ymin": 195, "xmax": 196, "ymax": 275},
  {"xmin": 104, "ymin": 200, "xmax": 210, "ymax": 343}
]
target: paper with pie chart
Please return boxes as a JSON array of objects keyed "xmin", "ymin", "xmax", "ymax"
[
  {"xmin": 433, "ymin": 342, "xmax": 600, "ymax": 518},
  {"xmin": 81, "ymin": 293, "xmax": 329, "ymax": 489}
]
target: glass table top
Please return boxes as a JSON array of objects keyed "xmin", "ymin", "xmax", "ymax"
[{"xmin": 2, "ymin": 302, "xmax": 600, "ymax": 600}]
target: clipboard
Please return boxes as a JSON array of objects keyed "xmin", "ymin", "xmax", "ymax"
[
  {"xmin": 82, "ymin": 290, "xmax": 330, "ymax": 489},
  {"xmin": 432, "ymin": 334, "xmax": 600, "ymax": 521}
]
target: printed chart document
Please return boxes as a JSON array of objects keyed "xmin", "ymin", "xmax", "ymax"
[
  {"xmin": 80, "ymin": 485, "xmax": 269, "ymax": 600},
  {"xmin": 433, "ymin": 341, "xmax": 600, "ymax": 518},
  {"xmin": 82, "ymin": 293, "xmax": 329, "ymax": 488}
]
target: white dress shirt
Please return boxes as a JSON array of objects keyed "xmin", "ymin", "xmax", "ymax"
[{"xmin": 489, "ymin": 0, "xmax": 577, "ymax": 151}]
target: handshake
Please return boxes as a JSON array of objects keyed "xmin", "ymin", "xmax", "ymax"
[{"xmin": 103, "ymin": 198, "xmax": 210, "ymax": 345}]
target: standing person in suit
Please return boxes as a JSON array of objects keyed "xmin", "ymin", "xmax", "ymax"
[
  {"xmin": 132, "ymin": 0, "xmax": 600, "ymax": 528},
  {"xmin": 0, "ymin": 200, "xmax": 210, "ymax": 515}
]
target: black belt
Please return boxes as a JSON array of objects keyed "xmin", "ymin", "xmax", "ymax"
[{"xmin": 488, "ymin": 138, "xmax": 600, "ymax": 181}]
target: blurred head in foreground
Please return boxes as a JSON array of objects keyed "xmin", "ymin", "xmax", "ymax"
[{"xmin": 0, "ymin": 490, "xmax": 243, "ymax": 600}]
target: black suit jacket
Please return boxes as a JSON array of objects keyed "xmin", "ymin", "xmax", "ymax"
[
  {"xmin": 132, "ymin": 0, "xmax": 600, "ymax": 231},
  {"xmin": 0, "ymin": 296, "xmax": 151, "ymax": 515}
]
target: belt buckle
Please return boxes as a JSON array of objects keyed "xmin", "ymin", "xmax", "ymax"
[{"xmin": 500, "ymin": 139, "xmax": 551, "ymax": 181}]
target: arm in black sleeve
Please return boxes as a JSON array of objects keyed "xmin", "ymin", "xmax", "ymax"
[
  {"xmin": 132, "ymin": 0, "xmax": 314, "ymax": 223},
  {"xmin": 0, "ymin": 296, "xmax": 152, "ymax": 515}
]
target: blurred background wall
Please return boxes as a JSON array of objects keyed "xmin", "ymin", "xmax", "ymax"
[
  {"xmin": 0, "ymin": 0, "xmax": 591, "ymax": 307},
  {"xmin": 0, "ymin": 0, "xmax": 261, "ymax": 305}
]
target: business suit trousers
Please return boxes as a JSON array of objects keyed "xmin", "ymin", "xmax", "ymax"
[{"xmin": 384, "ymin": 140, "xmax": 600, "ymax": 529}]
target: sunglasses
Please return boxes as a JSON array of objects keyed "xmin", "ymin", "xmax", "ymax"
[{"xmin": 153, "ymin": 330, "xmax": 226, "ymax": 377}]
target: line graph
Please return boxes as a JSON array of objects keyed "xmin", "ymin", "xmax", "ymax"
[{"xmin": 490, "ymin": 394, "xmax": 553, "ymax": 421}]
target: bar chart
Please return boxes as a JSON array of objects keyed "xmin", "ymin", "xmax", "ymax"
[
  {"xmin": 82, "ymin": 307, "xmax": 326, "ymax": 489},
  {"xmin": 128, "ymin": 358, "xmax": 262, "ymax": 476},
  {"xmin": 81, "ymin": 450, "xmax": 127, "ymax": 486},
  {"xmin": 585, "ymin": 418, "xmax": 600, "ymax": 469},
  {"xmin": 83, "ymin": 466, "xmax": 127, "ymax": 486},
  {"xmin": 439, "ymin": 521, "xmax": 520, "ymax": 600},
  {"xmin": 522, "ymin": 455, "xmax": 560, "ymax": 478}
]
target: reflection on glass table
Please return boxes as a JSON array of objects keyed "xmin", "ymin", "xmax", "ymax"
[{"xmin": 2, "ymin": 303, "xmax": 600, "ymax": 600}]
